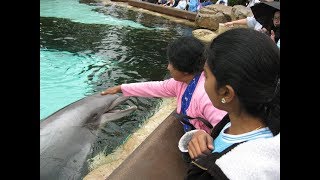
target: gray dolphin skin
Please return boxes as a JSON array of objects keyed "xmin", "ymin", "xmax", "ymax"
[{"xmin": 40, "ymin": 93, "xmax": 137, "ymax": 180}]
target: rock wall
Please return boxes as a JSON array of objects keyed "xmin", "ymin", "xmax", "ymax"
[{"xmin": 196, "ymin": 4, "xmax": 253, "ymax": 30}]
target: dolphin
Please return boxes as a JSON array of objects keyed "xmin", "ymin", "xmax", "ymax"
[{"xmin": 40, "ymin": 93, "xmax": 137, "ymax": 180}]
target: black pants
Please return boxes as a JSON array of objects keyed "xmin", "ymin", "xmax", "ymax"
[{"xmin": 181, "ymin": 152, "xmax": 192, "ymax": 163}]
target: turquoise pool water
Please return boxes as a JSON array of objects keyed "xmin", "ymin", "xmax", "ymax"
[
  {"xmin": 40, "ymin": 0, "xmax": 149, "ymax": 119},
  {"xmin": 40, "ymin": 0, "xmax": 147, "ymax": 28},
  {"xmin": 40, "ymin": 0, "xmax": 193, "ymax": 174},
  {"xmin": 40, "ymin": 0, "xmax": 193, "ymax": 120},
  {"xmin": 40, "ymin": 49, "xmax": 112, "ymax": 119}
]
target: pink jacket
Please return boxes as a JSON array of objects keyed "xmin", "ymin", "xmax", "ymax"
[{"xmin": 121, "ymin": 72, "xmax": 227, "ymax": 133}]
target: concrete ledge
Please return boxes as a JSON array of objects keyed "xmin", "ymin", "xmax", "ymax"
[
  {"xmin": 127, "ymin": 0, "xmax": 197, "ymax": 21},
  {"xmin": 107, "ymin": 110, "xmax": 188, "ymax": 180}
]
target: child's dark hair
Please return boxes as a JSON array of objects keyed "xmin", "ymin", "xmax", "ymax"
[
  {"xmin": 167, "ymin": 36, "xmax": 205, "ymax": 74},
  {"xmin": 206, "ymin": 28, "xmax": 280, "ymax": 135}
]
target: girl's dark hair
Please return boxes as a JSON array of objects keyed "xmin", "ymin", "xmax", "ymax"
[
  {"xmin": 206, "ymin": 28, "xmax": 280, "ymax": 135},
  {"xmin": 167, "ymin": 36, "xmax": 205, "ymax": 74}
]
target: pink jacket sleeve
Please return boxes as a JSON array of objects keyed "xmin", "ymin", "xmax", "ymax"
[
  {"xmin": 121, "ymin": 78, "xmax": 184, "ymax": 98},
  {"xmin": 121, "ymin": 72, "xmax": 227, "ymax": 134}
]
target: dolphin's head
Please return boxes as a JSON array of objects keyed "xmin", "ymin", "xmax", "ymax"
[
  {"xmin": 40, "ymin": 93, "xmax": 137, "ymax": 180},
  {"xmin": 41, "ymin": 94, "xmax": 137, "ymax": 131},
  {"xmin": 83, "ymin": 94, "xmax": 137, "ymax": 129}
]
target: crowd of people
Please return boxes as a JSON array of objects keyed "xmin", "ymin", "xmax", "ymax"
[
  {"xmin": 143, "ymin": 0, "xmax": 281, "ymax": 47},
  {"xmin": 148, "ymin": 0, "xmax": 278, "ymax": 13},
  {"xmin": 155, "ymin": 0, "xmax": 224, "ymax": 12}
]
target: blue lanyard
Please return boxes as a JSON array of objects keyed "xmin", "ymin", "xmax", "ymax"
[{"xmin": 181, "ymin": 74, "xmax": 201, "ymax": 132}]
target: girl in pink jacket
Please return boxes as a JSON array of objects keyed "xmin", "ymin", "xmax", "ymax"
[{"xmin": 101, "ymin": 37, "xmax": 226, "ymax": 133}]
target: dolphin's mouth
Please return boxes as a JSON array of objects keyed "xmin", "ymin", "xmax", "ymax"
[
  {"xmin": 98, "ymin": 104, "xmax": 138, "ymax": 126},
  {"xmin": 107, "ymin": 105, "xmax": 138, "ymax": 113}
]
